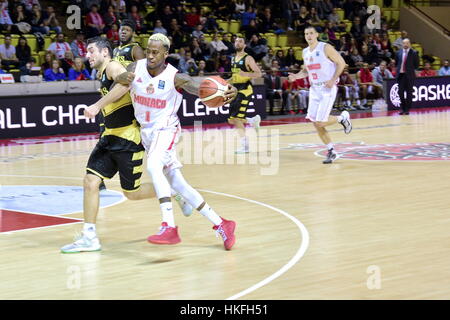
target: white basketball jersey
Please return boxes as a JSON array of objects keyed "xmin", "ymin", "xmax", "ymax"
[
  {"xmin": 130, "ymin": 59, "xmax": 182, "ymax": 130},
  {"xmin": 302, "ymin": 41, "xmax": 336, "ymax": 85}
]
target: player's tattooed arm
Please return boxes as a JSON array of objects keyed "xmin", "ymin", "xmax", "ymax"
[
  {"xmin": 84, "ymin": 62, "xmax": 131, "ymax": 119},
  {"xmin": 115, "ymin": 61, "xmax": 137, "ymax": 85},
  {"xmin": 175, "ymin": 73, "xmax": 238, "ymax": 104}
]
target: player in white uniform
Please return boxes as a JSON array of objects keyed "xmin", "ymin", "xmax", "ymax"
[
  {"xmin": 288, "ymin": 26, "xmax": 352, "ymax": 164},
  {"xmin": 84, "ymin": 34, "xmax": 238, "ymax": 250}
]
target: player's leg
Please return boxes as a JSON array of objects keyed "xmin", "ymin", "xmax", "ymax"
[
  {"xmin": 165, "ymin": 167, "xmax": 236, "ymax": 250},
  {"xmin": 144, "ymin": 129, "xmax": 182, "ymax": 244},
  {"xmin": 61, "ymin": 145, "xmax": 115, "ymax": 253}
]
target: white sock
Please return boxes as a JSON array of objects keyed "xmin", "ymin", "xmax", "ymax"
[
  {"xmin": 199, "ymin": 203, "xmax": 223, "ymax": 226},
  {"xmin": 241, "ymin": 136, "xmax": 248, "ymax": 148},
  {"xmin": 337, "ymin": 115, "xmax": 343, "ymax": 122},
  {"xmin": 160, "ymin": 202, "xmax": 175, "ymax": 227},
  {"xmin": 326, "ymin": 143, "xmax": 334, "ymax": 150},
  {"xmin": 83, "ymin": 223, "xmax": 96, "ymax": 238}
]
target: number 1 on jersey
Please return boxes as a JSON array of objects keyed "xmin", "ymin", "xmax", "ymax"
[
  {"xmin": 312, "ymin": 73, "xmax": 318, "ymax": 80},
  {"xmin": 145, "ymin": 111, "xmax": 151, "ymax": 122}
]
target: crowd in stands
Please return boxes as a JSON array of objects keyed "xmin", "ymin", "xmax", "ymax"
[{"xmin": 0, "ymin": 0, "xmax": 448, "ymax": 111}]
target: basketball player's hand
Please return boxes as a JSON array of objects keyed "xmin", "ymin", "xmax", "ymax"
[
  {"xmin": 224, "ymin": 85, "xmax": 238, "ymax": 104},
  {"xmin": 84, "ymin": 104, "xmax": 101, "ymax": 119}
]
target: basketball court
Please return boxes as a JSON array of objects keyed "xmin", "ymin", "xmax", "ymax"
[{"xmin": 1, "ymin": 108, "xmax": 450, "ymax": 299}]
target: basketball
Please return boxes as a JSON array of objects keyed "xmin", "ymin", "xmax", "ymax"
[{"xmin": 198, "ymin": 76, "xmax": 229, "ymax": 108}]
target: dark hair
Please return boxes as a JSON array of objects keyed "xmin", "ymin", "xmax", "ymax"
[
  {"xmin": 87, "ymin": 37, "xmax": 113, "ymax": 58},
  {"xmin": 120, "ymin": 19, "xmax": 136, "ymax": 32},
  {"xmin": 305, "ymin": 26, "xmax": 319, "ymax": 33}
]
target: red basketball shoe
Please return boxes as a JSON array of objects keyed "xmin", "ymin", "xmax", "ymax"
[
  {"xmin": 213, "ymin": 217, "xmax": 236, "ymax": 250},
  {"xmin": 147, "ymin": 222, "xmax": 181, "ymax": 244}
]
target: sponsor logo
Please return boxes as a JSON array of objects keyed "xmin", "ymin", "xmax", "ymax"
[
  {"xmin": 146, "ymin": 83, "xmax": 154, "ymax": 94},
  {"xmin": 315, "ymin": 143, "xmax": 450, "ymax": 161},
  {"xmin": 390, "ymin": 83, "xmax": 401, "ymax": 108},
  {"xmin": 133, "ymin": 94, "xmax": 166, "ymax": 109},
  {"xmin": 158, "ymin": 80, "xmax": 165, "ymax": 89}
]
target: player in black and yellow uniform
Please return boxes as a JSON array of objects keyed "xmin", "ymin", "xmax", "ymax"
[
  {"xmin": 112, "ymin": 19, "xmax": 145, "ymax": 68},
  {"xmin": 60, "ymin": 37, "xmax": 156, "ymax": 253},
  {"xmin": 228, "ymin": 36, "xmax": 262, "ymax": 153}
]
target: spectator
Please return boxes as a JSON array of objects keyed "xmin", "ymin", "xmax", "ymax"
[
  {"xmin": 294, "ymin": 6, "xmax": 310, "ymax": 33},
  {"xmin": 264, "ymin": 67, "xmax": 283, "ymax": 115},
  {"xmin": 153, "ymin": 19, "xmax": 167, "ymax": 36},
  {"xmin": 259, "ymin": 7, "xmax": 284, "ymax": 34},
  {"xmin": 169, "ymin": 22, "xmax": 185, "ymax": 50},
  {"xmin": 261, "ymin": 47, "xmax": 275, "ymax": 70},
  {"xmin": 349, "ymin": 47, "xmax": 363, "ymax": 70},
  {"xmin": 29, "ymin": 3, "xmax": 47, "ymax": 34},
  {"xmin": 178, "ymin": 50, "xmax": 198, "ymax": 74},
  {"xmin": 361, "ymin": 44, "xmax": 377, "ymax": 66},
  {"xmin": 190, "ymin": 37, "xmax": 206, "ymax": 61},
  {"xmin": 328, "ymin": 7, "xmax": 340, "ymax": 25},
  {"xmin": 292, "ymin": 0, "xmax": 301, "ymax": 20},
  {"xmin": 208, "ymin": 33, "xmax": 228, "ymax": 56},
  {"xmin": 111, "ymin": 0, "xmax": 126, "ymax": 19},
  {"xmin": 19, "ymin": 57, "xmax": 38, "ymax": 78},
  {"xmin": 0, "ymin": 34, "xmax": 19, "ymax": 71},
  {"xmin": 418, "ymin": 62, "xmax": 437, "ymax": 77},
  {"xmin": 372, "ymin": 60, "xmax": 394, "ymax": 86},
  {"xmin": 23, "ymin": 0, "xmax": 41, "ymax": 13},
  {"xmin": 286, "ymin": 75, "xmax": 311, "ymax": 114},
  {"xmin": 68, "ymin": 57, "xmax": 91, "ymax": 80},
  {"xmin": 247, "ymin": 34, "xmax": 268, "ymax": 62},
  {"xmin": 309, "ymin": 7, "xmax": 322, "ymax": 29},
  {"xmin": 127, "ymin": 5, "xmax": 146, "ymax": 34},
  {"xmin": 60, "ymin": 50, "xmax": 75, "ymax": 76},
  {"xmin": 217, "ymin": 51, "xmax": 231, "ymax": 76},
  {"xmin": 103, "ymin": 5, "xmax": 118, "ymax": 32},
  {"xmin": 221, "ymin": 33, "xmax": 235, "ymax": 55},
  {"xmin": 47, "ymin": 33, "xmax": 71, "ymax": 60},
  {"xmin": 11, "ymin": 4, "xmax": 31, "ymax": 25},
  {"xmin": 42, "ymin": 5, "xmax": 62, "ymax": 34},
  {"xmin": 192, "ymin": 24, "xmax": 204, "ymax": 39},
  {"xmin": 387, "ymin": 59, "xmax": 397, "ymax": 77},
  {"xmin": 241, "ymin": 5, "xmax": 256, "ymax": 28},
  {"xmin": 85, "ymin": 4, "xmax": 105, "ymax": 38},
  {"xmin": 0, "ymin": 0, "xmax": 20, "ymax": 34},
  {"xmin": 393, "ymin": 30, "xmax": 408, "ymax": 51},
  {"xmin": 107, "ymin": 23, "xmax": 119, "ymax": 46},
  {"xmin": 274, "ymin": 49, "xmax": 286, "ymax": 69},
  {"xmin": 70, "ymin": 31, "xmax": 88, "ymax": 61},
  {"xmin": 186, "ymin": 6, "xmax": 201, "ymax": 31},
  {"xmin": 350, "ymin": 16, "xmax": 367, "ymax": 42},
  {"xmin": 379, "ymin": 33, "xmax": 393, "ymax": 60},
  {"xmin": 338, "ymin": 65, "xmax": 359, "ymax": 110},
  {"xmin": 438, "ymin": 59, "xmax": 450, "ymax": 76},
  {"xmin": 196, "ymin": 59, "xmax": 207, "ymax": 76},
  {"xmin": 44, "ymin": 58, "xmax": 65, "ymax": 81},
  {"xmin": 157, "ymin": 5, "xmax": 175, "ymax": 31},
  {"xmin": 234, "ymin": 0, "xmax": 246, "ymax": 20},
  {"xmin": 242, "ymin": 19, "xmax": 259, "ymax": 41},
  {"xmin": 285, "ymin": 48, "xmax": 299, "ymax": 68},
  {"xmin": 319, "ymin": 27, "xmax": 330, "ymax": 43},
  {"xmin": 356, "ymin": 62, "xmax": 378, "ymax": 108},
  {"xmin": 203, "ymin": 11, "xmax": 220, "ymax": 34},
  {"xmin": 205, "ymin": 51, "xmax": 219, "ymax": 73},
  {"xmin": 40, "ymin": 51, "xmax": 54, "ymax": 72},
  {"xmin": 16, "ymin": 36, "xmax": 31, "ymax": 68}
]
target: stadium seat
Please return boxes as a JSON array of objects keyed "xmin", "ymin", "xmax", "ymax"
[
  {"xmin": 281, "ymin": 47, "xmax": 290, "ymax": 55},
  {"xmin": 217, "ymin": 20, "xmax": 229, "ymax": 33},
  {"xmin": 229, "ymin": 20, "xmax": 240, "ymax": 34},
  {"xmin": 345, "ymin": 21, "xmax": 352, "ymax": 33},
  {"xmin": 375, "ymin": 0, "xmax": 383, "ymax": 8},
  {"xmin": 293, "ymin": 47, "xmax": 303, "ymax": 61},
  {"xmin": 391, "ymin": 10, "xmax": 400, "ymax": 22},
  {"xmin": 383, "ymin": 9, "xmax": 392, "ymax": 22},
  {"xmin": 203, "ymin": 34, "xmax": 213, "ymax": 42},
  {"xmin": 140, "ymin": 34, "xmax": 150, "ymax": 48},
  {"xmin": 367, "ymin": 0, "xmax": 376, "ymax": 5},
  {"xmin": 27, "ymin": 37, "xmax": 38, "ymax": 53},
  {"xmin": 336, "ymin": 9, "xmax": 345, "ymax": 21},
  {"xmin": 44, "ymin": 36, "xmax": 53, "ymax": 49},
  {"xmin": 392, "ymin": 0, "xmax": 399, "ymax": 7},
  {"xmin": 264, "ymin": 33, "xmax": 277, "ymax": 47},
  {"xmin": 277, "ymin": 34, "xmax": 288, "ymax": 47},
  {"xmin": 32, "ymin": 53, "xmax": 40, "ymax": 66}
]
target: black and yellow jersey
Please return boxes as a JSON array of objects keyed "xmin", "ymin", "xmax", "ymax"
[
  {"xmin": 231, "ymin": 53, "xmax": 252, "ymax": 89},
  {"xmin": 97, "ymin": 61, "xmax": 141, "ymax": 152},
  {"xmin": 112, "ymin": 42, "xmax": 141, "ymax": 67}
]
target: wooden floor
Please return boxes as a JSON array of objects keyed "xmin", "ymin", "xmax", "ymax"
[{"xmin": 1, "ymin": 109, "xmax": 450, "ymax": 300}]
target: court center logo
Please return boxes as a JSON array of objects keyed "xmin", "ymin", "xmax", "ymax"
[{"xmin": 389, "ymin": 83, "xmax": 401, "ymax": 108}]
